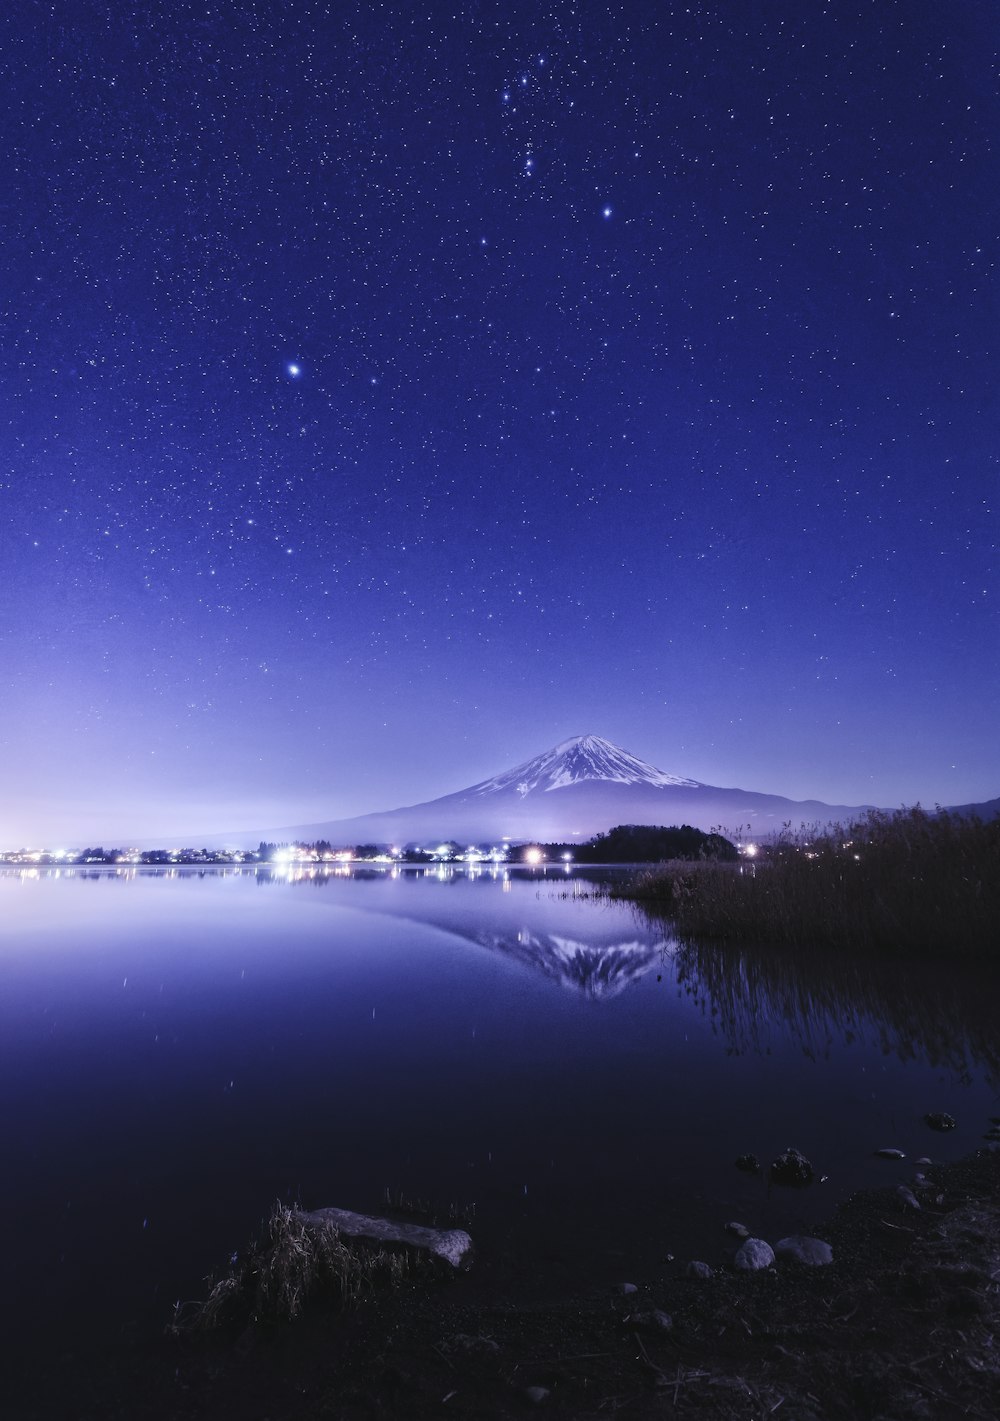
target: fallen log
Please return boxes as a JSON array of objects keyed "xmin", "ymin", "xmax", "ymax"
[{"xmin": 298, "ymin": 1207, "xmax": 474, "ymax": 1269}]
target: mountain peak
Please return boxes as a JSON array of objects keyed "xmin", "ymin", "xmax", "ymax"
[
  {"xmin": 468, "ymin": 735, "xmax": 701, "ymax": 799},
  {"xmin": 552, "ymin": 734, "xmax": 613, "ymax": 753}
]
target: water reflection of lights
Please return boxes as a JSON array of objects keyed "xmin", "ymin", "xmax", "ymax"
[{"xmin": 3, "ymin": 863, "xmax": 610, "ymax": 896}]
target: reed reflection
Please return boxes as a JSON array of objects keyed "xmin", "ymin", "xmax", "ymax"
[{"xmin": 669, "ymin": 935, "xmax": 1000, "ymax": 1086}]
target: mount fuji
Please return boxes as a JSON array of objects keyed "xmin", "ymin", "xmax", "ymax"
[{"xmin": 234, "ymin": 734, "xmax": 876, "ymax": 847}]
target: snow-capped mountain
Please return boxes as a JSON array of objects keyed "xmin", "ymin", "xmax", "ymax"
[
  {"xmin": 468, "ymin": 734, "xmax": 701, "ymax": 797},
  {"xmin": 210, "ymin": 734, "xmax": 878, "ymax": 849}
]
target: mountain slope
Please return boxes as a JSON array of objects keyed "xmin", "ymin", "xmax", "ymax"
[
  {"xmin": 942, "ymin": 795, "xmax": 1000, "ymax": 822},
  {"xmin": 468, "ymin": 734, "xmax": 701, "ymax": 796},
  {"xmin": 224, "ymin": 734, "xmax": 878, "ymax": 847}
]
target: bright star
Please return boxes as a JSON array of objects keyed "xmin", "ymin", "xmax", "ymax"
[
  {"xmin": 602, "ymin": 206, "xmax": 613, "ymax": 219},
  {"xmin": 286, "ymin": 362, "xmax": 301, "ymax": 378}
]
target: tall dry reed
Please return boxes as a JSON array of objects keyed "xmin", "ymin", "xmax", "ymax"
[{"xmin": 625, "ymin": 808, "xmax": 1000, "ymax": 957}]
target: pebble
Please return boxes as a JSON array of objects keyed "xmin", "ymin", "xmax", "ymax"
[
  {"xmin": 630, "ymin": 1308, "xmax": 674, "ymax": 1332},
  {"xmin": 924, "ymin": 1112, "xmax": 956, "ymax": 1132},
  {"xmin": 618, "ymin": 1282, "xmax": 638, "ymax": 1296},
  {"xmin": 686, "ymin": 1260, "xmax": 714, "ymax": 1280},
  {"xmin": 775, "ymin": 1235, "xmax": 834, "ymax": 1267},
  {"xmin": 915, "ymin": 1157, "xmax": 932, "ymax": 1166},
  {"xmin": 896, "ymin": 1184, "xmax": 921, "ymax": 1210},
  {"xmin": 734, "ymin": 1238, "xmax": 775, "ymax": 1271},
  {"xmin": 444, "ymin": 1333, "xmax": 500, "ymax": 1355},
  {"xmin": 724, "ymin": 1221, "xmax": 750, "ymax": 1239},
  {"xmin": 874, "ymin": 1148, "xmax": 906, "ymax": 1160},
  {"xmin": 524, "ymin": 1386, "xmax": 550, "ymax": 1405},
  {"xmin": 734, "ymin": 1153, "xmax": 761, "ymax": 1173}
]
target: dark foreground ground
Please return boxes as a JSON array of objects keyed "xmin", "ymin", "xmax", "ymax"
[{"xmin": 14, "ymin": 1149, "xmax": 1000, "ymax": 1421}]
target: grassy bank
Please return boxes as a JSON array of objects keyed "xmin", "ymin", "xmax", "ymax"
[
  {"xmin": 16, "ymin": 1149, "xmax": 1000, "ymax": 1420},
  {"xmin": 623, "ymin": 807, "xmax": 1000, "ymax": 956},
  {"xmin": 171, "ymin": 1203, "xmax": 410, "ymax": 1333}
]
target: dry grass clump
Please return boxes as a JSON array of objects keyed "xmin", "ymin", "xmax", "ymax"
[
  {"xmin": 171, "ymin": 1202, "xmax": 409, "ymax": 1333},
  {"xmin": 625, "ymin": 808, "xmax": 1000, "ymax": 957}
]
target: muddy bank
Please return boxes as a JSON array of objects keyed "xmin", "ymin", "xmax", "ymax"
[{"xmin": 14, "ymin": 1148, "xmax": 1000, "ymax": 1419}]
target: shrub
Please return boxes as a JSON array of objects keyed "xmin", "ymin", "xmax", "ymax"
[{"xmin": 170, "ymin": 1202, "xmax": 409, "ymax": 1333}]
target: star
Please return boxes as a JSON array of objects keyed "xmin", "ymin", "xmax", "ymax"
[{"xmin": 286, "ymin": 362, "xmax": 302, "ymax": 378}]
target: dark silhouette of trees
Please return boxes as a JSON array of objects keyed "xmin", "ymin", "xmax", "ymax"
[{"xmin": 538, "ymin": 824, "xmax": 738, "ymax": 864}]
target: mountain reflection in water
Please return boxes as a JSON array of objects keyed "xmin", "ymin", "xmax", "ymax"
[
  {"xmin": 277, "ymin": 864, "xmax": 668, "ymax": 1000},
  {"xmin": 460, "ymin": 929, "xmax": 663, "ymax": 1000},
  {"xmin": 668, "ymin": 934, "xmax": 1000, "ymax": 1087}
]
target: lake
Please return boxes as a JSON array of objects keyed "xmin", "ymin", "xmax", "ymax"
[{"xmin": 2, "ymin": 863, "xmax": 997, "ymax": 1373}]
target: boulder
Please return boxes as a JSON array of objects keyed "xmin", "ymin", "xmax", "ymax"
[
  {"xmin": 734, "ymin": 1153, "xmax": 761, "ymax": 1173},
  {"xmin": 299, "ymin": 1207, "xmax": 473, "ymax": 1268},
  {"xmin": 724, "ymin": 1221, "xmax": 750, "ymax": 1239},
  {"xmin": 924, "ymin": 1112, "xmax": 956, "ymax": 1131},
  {"xmin": 686, "ymin": 1260, "xmax": 714, "ymax": 1280},
  {"xmin": 770, "ymin": 1148, "xmax": 814, "ymax": 1186},
  {"xmin": 874, "ymin": 1148, "xmax": 906, "ymax": 1160},
  {"xmin": 734, "ymin": 1238, "xmax": 775, "ymax": 1271},
  {"xmin": 775, "ymin": 1235, "xmax": 833, "ymax": 1266}
]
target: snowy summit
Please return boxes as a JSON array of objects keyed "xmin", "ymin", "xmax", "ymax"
[
  {"xmin": 468, "ymin": 734, "xmax": 701, "ymax": 799},
  {"xmin": 215, "ymin": 732, "xmax": 879, "ymax": 847}
]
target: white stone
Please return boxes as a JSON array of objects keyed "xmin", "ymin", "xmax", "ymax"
[{"xmin": 734, "ymin": 1238, "xmax": 775, "ymax": 1271}]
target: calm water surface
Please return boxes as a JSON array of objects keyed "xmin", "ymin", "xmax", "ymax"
[{"xmin": 2, "ymin": 865, "xmax": 997, "ymax": 1359}]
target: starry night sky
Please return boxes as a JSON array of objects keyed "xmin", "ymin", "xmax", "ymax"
[{"xmin": 2, "ymin": 0, "xmax": 997, "ymax": 843}]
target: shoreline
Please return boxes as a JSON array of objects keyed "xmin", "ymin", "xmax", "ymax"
[{"xmin": 13, "ymin": 1146, "xmax": 1000, "ymax": 1419}]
